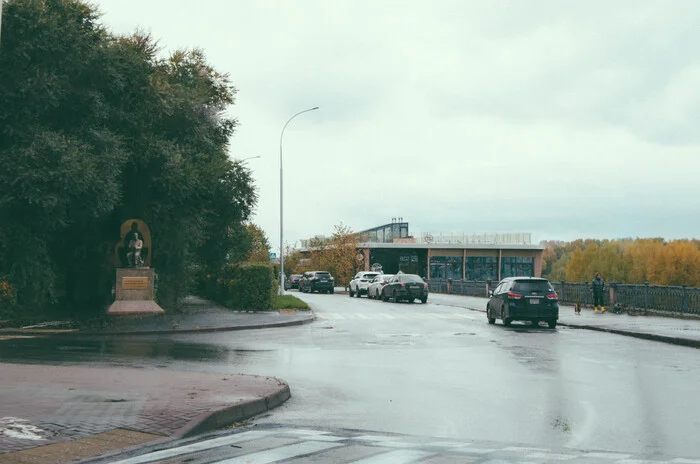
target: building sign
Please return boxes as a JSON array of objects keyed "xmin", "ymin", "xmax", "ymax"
[{"xmin": 122, "ymin": 277, "xmax": 149, "ymax": 290}]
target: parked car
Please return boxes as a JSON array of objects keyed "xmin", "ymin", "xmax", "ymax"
[
  {"xmin": 349, "ymin": 271, "xmax": 381, "ymax": 297},
  {"xmin": 486, "ymin": 277, "xmax": 559, "ymax": 328},
  {"xmin": 381, "ymin": 273, "xmax": 428, "ymax": 303},
  {"xmin": 367, "ymin": 274, "xmax": 395, "ymax": 299},
  {"xmin": 300, "ymin": 271, "xmax": 335, "ymax": 294},
  {"xmin": 285, "ymin": 274, "xmax": 302, "ymax": 290}
]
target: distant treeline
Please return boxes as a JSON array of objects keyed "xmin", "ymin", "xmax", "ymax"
[{"xmin": 541, "ymin": 238, "xmax": 700, "ymax": 287}]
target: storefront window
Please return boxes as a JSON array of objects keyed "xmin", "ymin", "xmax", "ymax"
[
  {"xmin": 501, "ymin": 257, "xmax": 534, "ymax": 278},
  {"xmin": 466, "ymin": 257, "xmax": 498, "ymax": 281},
  {"xmin": 430, "ymin": 256, "xmax": 462, "ymax": 280}
]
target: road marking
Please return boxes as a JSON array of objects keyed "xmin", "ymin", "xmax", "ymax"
[
  {"xmin": 583, "ymin": 452, "xmax": 632, "ymax": 459},
  {"xmin": 526, "ymin": 452, "xmax": 577, "ymax": 460},
  {"xmin": 216, "ymin": 440, "xmax": 342, "ymax": 463},
  {"xmin": 349, "ymin": 449, "xmax": 434, "ymax": 463},
  {"xmin": 110, "ymin": 430, "xmax": 274, "ymax": 464},
  {"xmin": 356, "ymin": 314, "xmax": 371, "ymax": 320},
  {"xmin": 0, "ymin": 417, "xmax": 48, "ymax": 440}
]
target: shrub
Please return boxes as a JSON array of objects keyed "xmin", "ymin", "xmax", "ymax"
[{"xmin": 213, "ymin": 263, "xmax": 276, "ymax": 311}]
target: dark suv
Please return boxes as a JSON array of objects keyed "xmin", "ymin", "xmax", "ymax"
[
  {"xmin": 300, "ymin": 271, "xmax": 335, "ymax": 294},
  {"xmin": 487, "ymin": 277, "xmax": 559, "ymax": 328},
  {"xmin": 381, "ymin": 273, "xmax": 428, "ymax": 303}
]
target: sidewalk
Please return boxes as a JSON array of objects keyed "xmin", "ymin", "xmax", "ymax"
[
  {"xmin": 429, "ymin": 293, "xmax": 700, "ymax": 348},
  {"xmin": 0, "ymin": 296, "xmax": 316, "ymax": 336},
  {"xmin": 0, "ymin": 363, "xmax": 291, "ymax": 463}
]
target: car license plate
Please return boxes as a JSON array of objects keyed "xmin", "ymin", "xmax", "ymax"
[{"xmin": 530, "ymin": 299, "xmax": 540, "ymax": 304}]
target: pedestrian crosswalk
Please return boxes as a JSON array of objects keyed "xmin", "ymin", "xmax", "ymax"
[
  {"xmin": 315, "ymin": 312, "xmax": 479, "ymax": 321},
  {"xmin": 96, "ymin": 426, "xmax": 695, "ymax": 464}
]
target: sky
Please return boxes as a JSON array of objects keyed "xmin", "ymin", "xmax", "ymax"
[{"xmin": 95, "ymin": 0, "xmax": 700, "ymax": 252}]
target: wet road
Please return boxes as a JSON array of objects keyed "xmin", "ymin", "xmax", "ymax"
[{"xmin": 2, "ymin": 292, "xmax": 700, "ymax": 458}]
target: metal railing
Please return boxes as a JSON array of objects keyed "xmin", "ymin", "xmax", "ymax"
[{"xmin": 427, "ymin": 279, "xmax": 700, "ymax": 315}]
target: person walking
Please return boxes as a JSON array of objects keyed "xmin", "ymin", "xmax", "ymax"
[{"xmin": 592, "ymin": 272, "xmax": 606, "ymax": 313}]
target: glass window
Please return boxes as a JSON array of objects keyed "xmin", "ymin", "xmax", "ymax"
[
  {"xmin": 501, "ymin": 257, "xmax": 534, "ymax": 279},
  {"xmin": 430, "ymin": 256, "xmax": 462, "ymax": 280},
  {"xmin": 384, "ymin": 226, "xmax": 393, "ymax": 242},
  {"xmin": 512, "ymin": 280, "xmax": 553, "ymax": 293},
  {"xmin": 466, "ymin": 257, "xmax": 498, "ymax": 281},
  {"xmin": 399, "ymin": 274, "xmax": 424, "ymax": 283}
]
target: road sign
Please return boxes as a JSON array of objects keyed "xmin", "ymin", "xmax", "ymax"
[{"xmin": 269, "ymin": 252, "xmax": 277, "ymax": 261}]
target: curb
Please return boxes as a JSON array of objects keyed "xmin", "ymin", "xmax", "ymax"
[
  {"xmin": 462, "ymin": 305, "xmax": 700, "ymax": 349},
  {"xmin": 0, "ymin": 313, "xmax": 316, "ymax": 337},
  {"xmin": 172, "ymin": 380, "xmax": 292, "ymax": 439},
  {"xmin": 556, "ymin": 322, "xmax": 700, "ymax": 349}
]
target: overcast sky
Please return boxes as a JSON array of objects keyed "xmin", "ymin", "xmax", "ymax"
[{"xmin": 96, "ymin": 0, "xmax": 700, "ymax": 251}]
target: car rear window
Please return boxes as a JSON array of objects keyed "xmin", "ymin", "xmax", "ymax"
[
  {"xmin": 399, "ymin": 274, "xmax": 424, "ymax": 283},
  {"xmin": 363, "ymin": 273, "xmax": 379, "ymax": 279},
  {"xmin": 316, "ymin": 272, "xmax": 331, "ymax": 277},
  {"xmin": 513, "ymin": 280, "xmax": 553, "ymax": 293}
]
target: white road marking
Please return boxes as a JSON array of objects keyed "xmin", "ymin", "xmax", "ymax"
[
  {"xmin": 526, "ymin": 452, "xmax": 577, "ymax": 460},
  {"xmin": 584, "ymin": 452, "xmax": 632, "ymax": 459},
  {"xmin": 216, "ymin": 440, "xmax": 342, "ymax": 463},
  {"xmin": 110, "ymin": 430, "xmax": 274, "ymax": 464},
  {"xmin": 350, "ymin": 449, "xmax": 434, "ymax": 463},
  {"xmin": 0, "ymin": 417, "xmax": 47, "ymax": 440}
]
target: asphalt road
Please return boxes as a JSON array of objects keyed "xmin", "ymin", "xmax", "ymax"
[{"xmin": 3, "ymin": 292, "xmax": 700, "ymax": 460}]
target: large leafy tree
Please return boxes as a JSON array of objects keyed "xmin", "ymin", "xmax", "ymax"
[{"xmin": 0, "ymin": 0, "xmax": 256, "ymax": 316}]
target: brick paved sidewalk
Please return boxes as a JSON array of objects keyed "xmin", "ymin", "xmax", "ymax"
[{"xmin": 0, "ymin": 363, "xmax": 290, "ymax": 462}]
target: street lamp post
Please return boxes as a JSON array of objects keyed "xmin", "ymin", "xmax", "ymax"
[
  {"xmin": 279, "ymin": 106, "xmax": 319, "ymax": 295},
  {"xmin": 236, "ymin": 155, "xmax": 261, "ymax": 163}
]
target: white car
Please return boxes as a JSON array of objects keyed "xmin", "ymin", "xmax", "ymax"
[
  {"xmin": 367, "ymin": 274, "xmax": 395, "ymax": 299},
  {"xmin": 349, "ymin": 271, "xmax": 381, "ymax": 297}
]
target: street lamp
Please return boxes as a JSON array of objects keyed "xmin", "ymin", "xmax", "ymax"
[
  {"xmin": 236, "ymin": 155, "xmax": 261, "ymax": 163},
  {"xmin": 279, "ymin": 106, "xmax": 319, "ymax": 295}
]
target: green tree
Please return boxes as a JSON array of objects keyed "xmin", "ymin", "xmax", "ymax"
[
  {"xmin": 318, "ymin": 223, "xmax": 360, "ymax": 289},
  {"xmin": 0, "ymin": 0, "xmax": 256, "ymax": 316}
]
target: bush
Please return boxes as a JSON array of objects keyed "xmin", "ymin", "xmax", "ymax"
[{"xmin": 209, "ymin": 263, "xmax": 276, "ymax": 311}]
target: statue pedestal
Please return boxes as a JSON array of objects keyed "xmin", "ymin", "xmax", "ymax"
[{"xmin": 107, "ymin": 268, "xmax": 164, "ymax": 315}]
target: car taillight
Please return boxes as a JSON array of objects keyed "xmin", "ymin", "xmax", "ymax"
[
  {"xmin": 380, "ymin": 282, "xmax": 388, "ymax": 286},
  {"xmin": 546, "ymin": 292, "xmax": 558, "ymax": 300},
  {"xmin": 400, "ymin": 282, "xmax": 405, "ymax": 287},
  {"xmin": 507, "ymin": 291, "xmax": 523, "ymax": 299},
  {"xmin": 424, "ymin": 283, "xmax": 428, "ymax": 289}
]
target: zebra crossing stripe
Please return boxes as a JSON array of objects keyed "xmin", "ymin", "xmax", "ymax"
[
  {"xmin": 349, "ymin": 449, "xmax": 435, "ymax": 463},
  {"xmin": 110, "ymin": 430, "xmax": 274, "ymax": 464},
  {"xmin": 215, "ymin": 440, "xmax": 343, "ymax": 463}
]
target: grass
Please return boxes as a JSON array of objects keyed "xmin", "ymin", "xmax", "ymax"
[{"xmin": 273, "ymin": 295, "xmax": 310, "ymax": 310}]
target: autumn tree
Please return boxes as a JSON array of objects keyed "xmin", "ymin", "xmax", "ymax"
[
  {"xmin": 245, "ymin": 224, "xmax": 271, "ymax": 263},
  {"xmin": 318, "ymin": 223, "xmax": 360, "ymax": 289}
]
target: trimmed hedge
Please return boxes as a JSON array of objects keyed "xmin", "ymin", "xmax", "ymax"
[{"xmin": 204, "ymin": 263, "xmax": 277, "ymax": 311}]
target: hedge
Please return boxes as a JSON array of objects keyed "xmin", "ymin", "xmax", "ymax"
[{"xmin": 204, "ymin": 263, "xmax": 277, "ymax": 311}]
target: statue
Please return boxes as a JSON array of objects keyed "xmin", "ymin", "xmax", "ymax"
[
  {"xmin": 126, "ymin": 228, "xmax": 144, "ymax": 267},
  {"xmin": 117, "ymin": 220, "xmax": 151, "ymax": 268}
]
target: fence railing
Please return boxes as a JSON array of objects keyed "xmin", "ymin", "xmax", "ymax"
[{"xmin": 426, "ymin": 279, "xmax": 700, "ymax": 315}]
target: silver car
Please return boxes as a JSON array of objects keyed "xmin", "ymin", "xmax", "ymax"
[{"xmin": 367, "ymin": 274, "xmax": 395, "ymax": 299}]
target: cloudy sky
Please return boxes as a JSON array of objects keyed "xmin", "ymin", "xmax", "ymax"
[{"xmin": 96, "ymin": 0, "xmax": 700, "ymax": 251}]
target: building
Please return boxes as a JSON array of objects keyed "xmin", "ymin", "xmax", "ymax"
[{"xmin": 301, "ymin": 220, "xmax": 544, "ymax": 281}]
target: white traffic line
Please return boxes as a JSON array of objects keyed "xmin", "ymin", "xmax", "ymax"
[
  {"xmin": 110, "ymin": 430, "xmax": 275, "ymax": 464},
  {"xmin": 349, "ymin": 449, "xmax": 435, "ymax": 463},
  {"xmin": 216, "ymin": 440, "xmax": 342, "ymax": 463}
]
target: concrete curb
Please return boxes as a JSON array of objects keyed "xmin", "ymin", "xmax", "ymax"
[
  {"xmin": 556, "ymin": 322, "xmax": 700, "ymax": 349},
  {"xmin": 172, "ymin": 380, "xmax": 292, "ymax": 439},
  {"xmin": 0, "ymin": 313, "xmax": 316, "ymax": 337},
  {"xmin": 461, "ymin": 305, "xmax": 700, "ymax": 349}
]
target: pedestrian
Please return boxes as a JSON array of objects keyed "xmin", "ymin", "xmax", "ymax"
[{"xmin": 592, "ymin": 272, "xmax": 606, "ymax": 313}]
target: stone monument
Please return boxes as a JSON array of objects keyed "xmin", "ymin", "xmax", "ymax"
[{"xmin": 107, "ymin": 219, "xmax": 164, "ymax": 315}]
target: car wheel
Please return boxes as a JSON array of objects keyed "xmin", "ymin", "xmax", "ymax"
[
  {"xmin": 548, "ymin": 320, "xmax": 557, "ymax": 329},
  {"xmin": 502, "ymin": 306, "xmax": 512, "ymax": 326},
  {"xmin": 381, "ymin": 291, "xmax": 388, "ymax": 302},
  {"xmin": 355, "ymin": 289, "xmax": 360, "ymax": 298},
  {"xmin": 349, "ymin": 288, "xmax": 354, "ymax": 297},
  {"xmin": 487, "ymin": 308, "xmax": 495, "ymax": 324},
  {"xmin": 407, "ymin": 298, "xmax": 414, "ymax": 303},
  {"xmin": 329, "ymin": 289, "xmax": 334, "ymax": 294},
  {"xmin": 420, "ymin": 297, "xmax": 427, "ymax": 304}
]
